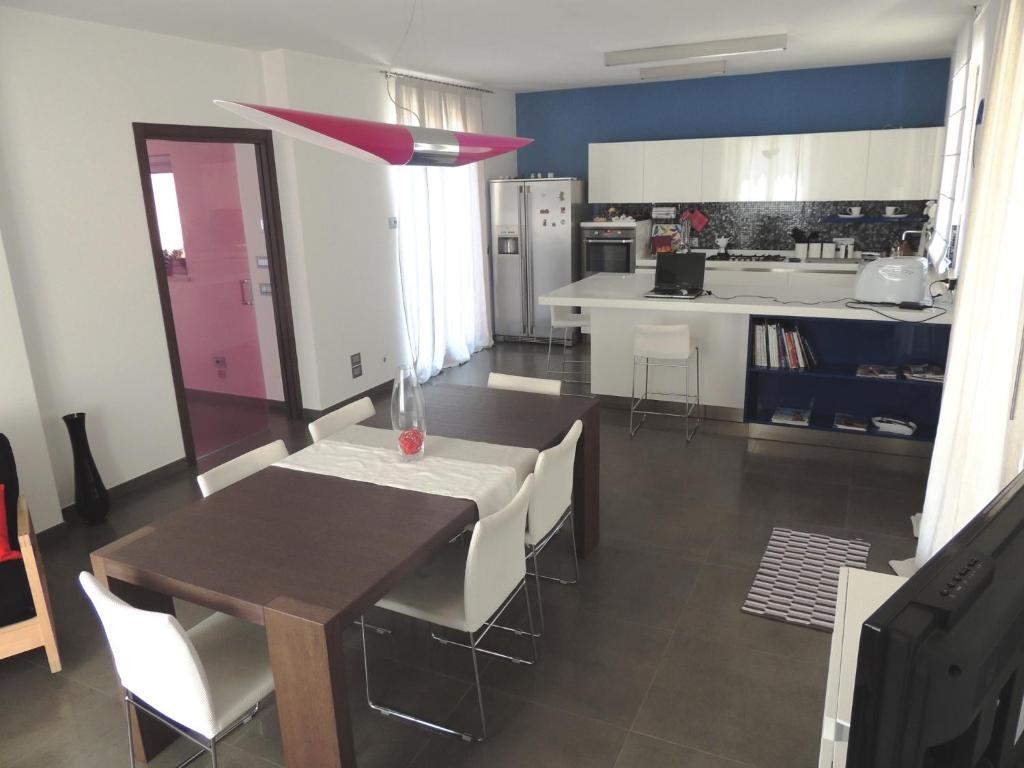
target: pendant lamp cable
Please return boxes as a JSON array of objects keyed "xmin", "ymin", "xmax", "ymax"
[{"xmin": 387, "ymin": 0, "xmax": 423, "ymax": 127}]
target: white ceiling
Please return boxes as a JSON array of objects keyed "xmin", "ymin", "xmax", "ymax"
[{"xmin": 2, "ymin": 0, "xmax": 975, "ymax": 91}]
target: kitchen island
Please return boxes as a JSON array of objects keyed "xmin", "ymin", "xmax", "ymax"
[{"xmin": 540, "ymin": 272, "xmax": 952, "ymax": 450}]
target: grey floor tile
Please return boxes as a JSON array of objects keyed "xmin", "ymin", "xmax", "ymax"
[
  {"xmin": 613, "ymin": 733, "xmax": 754, "ymax": 768},
  {"xmin": 845, "ymin": 484, "xmax": 923, "ymax": 537},
  {"xmin": 536, "ymin": 535, "xmax": 702, "ymax": 630},
  {"xmin": 633, "ymin": 635, "xmax": 826, "ymax": 768},
  {"xmin": 409, "ymin": 688, "xmax": 627, "ymax": 768},
  {"xmin": 847, "ymin": 528, "xmax": 917, "ymax": 574},
  {"xmin": 480, "ymin": 603, "xmax": 672, "ymax": 728},
  {"xmin": 0, "ymin": 660, "xmax": 123, "ymax": 767},
  {"xmin": 675, "ymin": 563, "xmax": 832, "ymax": 667}
]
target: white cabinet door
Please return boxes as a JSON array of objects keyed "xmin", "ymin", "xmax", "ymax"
[
  {"xmin": 797, "ymin": 131, "xmax": 870, "ymax": 201},
  {"xmin": 701, "ymin": 135, "xmax": 800, "ymax": 202},
  {"xmin": 642, "ymin": 139, "xmax": 702, "ymax": 202},
  {"xmin": 865, "ymin": 127, "xmax": 944, "ymax": 200},
  {"xmin": 588, "ymin": 142, "xmax": 645, "ymax": 202}
]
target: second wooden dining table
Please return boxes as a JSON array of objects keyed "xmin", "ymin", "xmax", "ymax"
[{"xmin": 90, "ymin": 383, "xmax": 600, "ymax": 768}]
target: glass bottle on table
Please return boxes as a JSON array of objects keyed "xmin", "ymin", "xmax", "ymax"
[{"xmin": 390, "ymin": 365, "xmax": 426, "ymax": 460}]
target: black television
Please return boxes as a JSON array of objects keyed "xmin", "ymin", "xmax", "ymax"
[{"xmin": 848, "ymin": 470, "xmax": 1024, "ymax": 767}]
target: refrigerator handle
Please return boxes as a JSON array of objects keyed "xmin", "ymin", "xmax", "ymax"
[
  {"xmin": 519, "ymin": 184, "xmax": 528, "ymax": 336},
  {"xmin": 525, "ymin": 184, "xmax": 533, "ymax": 336}
]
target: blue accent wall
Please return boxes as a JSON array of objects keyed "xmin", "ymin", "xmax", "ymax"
[{"xmin": 516, "ymin": 59, "xmax": 950, "ymax": 180}]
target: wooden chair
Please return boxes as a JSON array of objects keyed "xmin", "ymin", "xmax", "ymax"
[{"xmin": 0, "ymin": 497, "xmax": 61, "ymax": 672}]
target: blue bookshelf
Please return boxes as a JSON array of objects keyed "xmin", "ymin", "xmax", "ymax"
[{"xmin": 744, "ymin": 316, "xmax": 950, "ymax": 442}]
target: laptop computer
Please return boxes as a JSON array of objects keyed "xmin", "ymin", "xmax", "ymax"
[{"xmin": 644, "ymin": 252, "xmax": 706, "ymax": 299}]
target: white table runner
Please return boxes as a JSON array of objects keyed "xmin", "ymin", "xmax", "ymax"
[{"xmin": 275, "ymin": 426, "xmax": 538, "ymax": 519}]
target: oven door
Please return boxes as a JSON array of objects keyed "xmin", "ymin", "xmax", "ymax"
[{"xmin": 583, "ymin": 238, "xmax": 635, "ymax": 275}]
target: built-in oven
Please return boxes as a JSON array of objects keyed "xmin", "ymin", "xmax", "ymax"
[{"xmin": 580, "ymin": 221, "xmax": 651, "ymax": 277}]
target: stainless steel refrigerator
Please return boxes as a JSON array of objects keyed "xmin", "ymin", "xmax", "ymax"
[{"xmin": 490, "ymin": 178, "xmax": 586, "ymax": 341}]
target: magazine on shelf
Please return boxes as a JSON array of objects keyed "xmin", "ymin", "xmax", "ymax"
[
  {"xmin": 771, "ymin": 405, "xmax": 812, "ymax": 427},
  {"xmin": 902, "ymin": 364, "xmax": 945, "ymax": 383},
  {"xmin": 856, "ymin": 364, "xmax": 899, "ymax": 379},
  {"xmin": 834, "ymin": 413, "xmax": 871, "ymax": 432}
]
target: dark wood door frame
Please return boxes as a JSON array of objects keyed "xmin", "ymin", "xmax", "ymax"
[{"xmin": 132, "ymin": 123, "xmax": 302, "ymax": 465}]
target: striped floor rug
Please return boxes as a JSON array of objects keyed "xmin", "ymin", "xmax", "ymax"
[{"xmin": 742, "ymin": 528, "xmax": 871, "ymax": 631}]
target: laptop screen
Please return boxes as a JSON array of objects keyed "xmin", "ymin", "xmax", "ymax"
[{"xmin": 655, "ymin": 253, "xmax": 706, "ymax": 291}]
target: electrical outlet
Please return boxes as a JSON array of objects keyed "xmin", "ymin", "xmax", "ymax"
[
  {"xmin": 213, "ymin": 356, "xmax": 227, "ymax": 369},
  {"xmin": 388, "ymin": 217, "xmax": 398, "ymax": 230},
  {"xmin": 351, "ymin": 352, "xmax": 362, "ymax": 379}
]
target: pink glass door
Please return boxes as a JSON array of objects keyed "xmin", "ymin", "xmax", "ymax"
[{"xmin": 147, "ymin": 140, "xmax": 284, "ymax": 459}]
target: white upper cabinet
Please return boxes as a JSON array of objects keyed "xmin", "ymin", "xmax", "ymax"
[
  {"xmin": 700, "ymin": 135, "xmax": 800, "ymax": 202},
  {"xmin": 796, "ymin": 131, "xmax": 870, "ymax": 201},
  {"xmin": 864, "ymin": 127, "xmax": 945, "ymax": 200},
  {"xmin": 642, "ymin": 139, "xmax": 702, "ymax": 202},
  {"xmin": 588, "ymin": 142, "xmax": 644, "ymax": 203}
]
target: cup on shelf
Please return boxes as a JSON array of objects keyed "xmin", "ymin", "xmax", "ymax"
[
  {"xmin": 845, "ymin": 206, "xmax": 862, "ymax": 216},
  {"xmin": 795, "ymin": 242, "xmax": 809, "ymax": 260},
  {"xmin": 885, "ymin": 206, "xmax": 903, "ymax": 216}
]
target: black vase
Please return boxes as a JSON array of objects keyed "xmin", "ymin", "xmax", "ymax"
[{"xmin": 62, "ymin": 413, "xmax": 109, "ymax": 525}]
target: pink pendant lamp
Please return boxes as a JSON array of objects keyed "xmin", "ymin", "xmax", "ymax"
[{"xmin": 214, "ymin": 100, "xmax": 532, "ymax": 167}]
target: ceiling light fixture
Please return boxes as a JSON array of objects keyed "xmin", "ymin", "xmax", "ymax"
[
  {"xmin": 214, "ymin": 100, "xmax": 532, "ymax": 167},
  {"xmin": 638, "ymin": 61, "xmax": 727, "ymax": 81},
  {"xmin": 605, "ymin": 34, "xmax": 788, "ymax": 67}
]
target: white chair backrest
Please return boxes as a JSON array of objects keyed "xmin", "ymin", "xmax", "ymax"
[
  {"xmin": 530, "ymin": 420, "xmax": 583, "ymax": 540},
  {"xmin": 309, "ymin": 397, "xmax": 376, "ymax": 443},
  {"xmin": 633, "ymin": 324, "xmax": 692, "ymax": 360},
  {"xmin": 464, "ymin": 475, "xmax": 533, "ymax": 631},
  {"xmin": 197, "ymin": 439, "xmax": 288, "ymax": 497},
  {"xmin": 79, "ymin": 572, "xmax": 218, "ymax": 737},
  {"xmin": 487, "ymin": 372, "xmax": 561, "ymax": 396}
]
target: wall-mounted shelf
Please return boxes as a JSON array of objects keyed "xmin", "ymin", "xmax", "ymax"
[{"xmin": 819, "ymin": 215, "xmax": 927, "ymax": 225}]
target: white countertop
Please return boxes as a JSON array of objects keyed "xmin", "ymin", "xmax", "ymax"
[
  {"xmin": 636, "ymin": 259, "xmax": 861, "ymax": 274},
  {"xmin": 539, "ymin": 273, "xmax": 952, "ymax": 324}
]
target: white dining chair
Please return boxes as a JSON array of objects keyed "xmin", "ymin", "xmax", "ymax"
[
  {"xmin": 79, "ymin": 572, "xmax": 274, "ymax": 768},
  {"xmin": 308, "ymin": 396, "xmax": 375, "ymax": 443},
  {"xmin": 196, "ymin": 439, "xmax": 288, "ymax": 497},
  {"xmin": 361, "ymin": 475, "xmax": 537, "ymax": 742},
  {"xmin": 525, "ymin": 420, "xmax": 583, "ymax": 631},
  {"xmin": 487, "ymin": 372, "xmax": 562, "ymax": 396}
]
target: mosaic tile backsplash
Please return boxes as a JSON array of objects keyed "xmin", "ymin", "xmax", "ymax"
[{"xmin": 592, "ymin": 201, "xmax": 928, "ymax": 252}]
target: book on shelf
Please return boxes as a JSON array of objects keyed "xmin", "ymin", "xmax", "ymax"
[
  {"xmin": 902, "ymin": 363, "xmax": 945, "ymax": 383},
  {"xmin": 751, "ymin": 321, "xmax": 814, "ymax": 371},
  {"xmin": 856, "ymin": 363, "xmax": 899, "ymax": 379},
  {"xmin": 834, "ymin": 413, "xmax": 870, "ymax": 432},
  {"xmin": 771, "ymin": 406, "xmax": 812, "ymax": 427}
]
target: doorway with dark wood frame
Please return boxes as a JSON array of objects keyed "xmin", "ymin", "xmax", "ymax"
[{"xmin": 132, "ymin": 123, "xmax": 302, "ymax": 465}]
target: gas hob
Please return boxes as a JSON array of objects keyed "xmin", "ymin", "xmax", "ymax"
[{"xmin": 705, "ymin": 253, "xmax": 800, "ymax": 263}]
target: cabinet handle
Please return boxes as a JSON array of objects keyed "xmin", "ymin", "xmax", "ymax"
[{"xmin": 240, "ymin": 278, "xmax": 254, "ymax": 306}]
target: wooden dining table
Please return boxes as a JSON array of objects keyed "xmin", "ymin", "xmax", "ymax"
[{"xmin": 90, "ymin": 383, "xmax": 600, "ymax": 768}]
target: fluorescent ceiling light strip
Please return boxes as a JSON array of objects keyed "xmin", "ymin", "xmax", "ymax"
[
  {"xmin": 638, "ymin": 61, "xmax": 726, "ymax": 81},
  {"xmin": 605, "ymin": 34, "xmax": 787, "ymax": 67}
]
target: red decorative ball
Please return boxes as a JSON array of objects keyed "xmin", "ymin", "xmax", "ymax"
[{"xmin": 398, "ymin": 428, "xmax": 424, "ymax": 455}]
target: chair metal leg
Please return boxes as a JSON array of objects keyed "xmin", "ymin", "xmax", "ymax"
[
  {"xmin": 210, "ymin": 744, "xmax": 218, "ymax": 768},
  {"xmin": 468, "ymin": 631, "xmax": 487, "ymax": 741},
  {"xmin": 124, "ymin": 697, "xmax": 137, "ymax": 768},
  {"xmin": 521, "ymin": 568, "xmax": 539, "ymax": 663},
  {"xmin": 531, "ymin": 548, "xmax": 545, "ymax": 630},
  {"xmin": 546, "ymin": 326, "xmax": 555, "ymax": 372},
  {"xmin": 361, "ymin": 616, "xmax": 483, "ymax": 742}
]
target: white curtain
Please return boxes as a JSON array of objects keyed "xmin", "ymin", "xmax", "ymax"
[
  {"xmin": 392, "ymin": 78, "xmax": 493, "ymax": 382},
  {"xmin": 914, "ymin": 0, "xmax": 1024, "ymax": 565}
]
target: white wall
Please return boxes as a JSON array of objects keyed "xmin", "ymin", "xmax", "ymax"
[
  {"xmin": 0, "ymin": 7, "xmax": 264, "ymax": 506},
  {"xmin": 0, "ymin": 229, "xmax": 63, "ymax": 531},
  {"xmin": 261, "ymin": 50, "xmax": 406, "ymax": 409},
  {"xmin": 0, "ymin": 7, "xmax": 520, "ymax": 519}
]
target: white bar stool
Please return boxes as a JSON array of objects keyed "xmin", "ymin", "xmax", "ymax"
[
  {"xmin": 630, "ymin": 323, "xmax": 701, "ymax": 440},
  {"xmin": 547, "ymin": 305, "xmax": 590, "ymax": 384}
]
